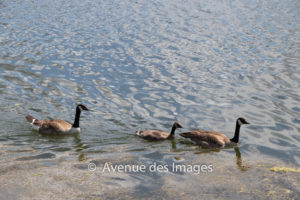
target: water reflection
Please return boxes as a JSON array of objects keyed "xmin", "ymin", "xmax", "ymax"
[
  {"xmin": 0, "ymin": 0, "xmax": 299, "ymax": 166},
  {"xmin": 234, "ymin": 147, "xmax": 249, "ymax": 172},
  {"xmin": 194, "ymin": 148, "xmax": 221, "ymax": 154},
  {"xmin": 42, "ymin": 133, "xmax": 89, "ymax": 162},
  {"xmin": 170, "ymin": 139, "xmax": 176, "ymax": 150},
  {"xmin": 191, "ymin": 145, "xmax": 249, "ymax": 172},
  {"xmin": 0, "ymin": 0, "xmax": 300, "ymax": 198},
  {"xmin": 72, "ymin": 134, "xmax": 88, "ymax": 161}
]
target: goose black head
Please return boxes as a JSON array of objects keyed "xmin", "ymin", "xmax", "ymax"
[
  {"xmin": 237, "ymin": 117, "xmax": 250, "ymax": 126},
  {"xmin": 173, "ymin": 122, "xmax": 183, "ymax": 129},
  {"xmin": 77, "ymin": 104, "xmax": 89, "ymax": 111}
]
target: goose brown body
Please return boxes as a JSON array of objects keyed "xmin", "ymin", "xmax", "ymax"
[
  {"xmin": 25, "ymin": 104, "xmax": 89, "ymax": 135},
  {"xmin": 180, "ymin": 130, "xmax": 231, "ymax": 148},
  {"xmin": 136, "ymin": 122, "xmax": 182, "ymax": 140},
  {"xmin": 26, "ymin": 117, "xmax": 74, "ymax": 134},
  {"xmin": 180, "ymin": 118, "xmax": 249, "ymax": 148},
  {"xmin": 137, "ymin": 130, "xmax": 171, "ymax": 140}
]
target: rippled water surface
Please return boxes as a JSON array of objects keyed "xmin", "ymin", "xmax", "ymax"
[{"xmin": 0, "ymin": 0, "xmax": 300, "ymax": 199}]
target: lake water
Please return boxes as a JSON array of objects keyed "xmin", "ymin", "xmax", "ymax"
[{"xmin": 0, "ymin": 0, "xmax": 300, "ymax": 199}]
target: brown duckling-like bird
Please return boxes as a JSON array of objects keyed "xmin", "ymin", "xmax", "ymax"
[
  {"xmin": 136, "ymin": 122, "xmax": 182, "ymax": 140},
  {"xmin": 180, "ymin": 118, "xmax": 250, "ymax": 148},
  {"xmin": 25, "ymin": 104, "xmax": 89, "ymax": 134}
]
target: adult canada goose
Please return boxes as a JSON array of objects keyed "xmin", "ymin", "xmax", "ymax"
[
  {"xmin": 180, "ymin": 118, "xmax": 250, "ymax": 148},
  {"xmin": 25, "ymin": 104, "xmax": 89, "ymax": 134},
  {"xmin": 136, "ymin": 122, "xmax": 182, "ymax": 140}
]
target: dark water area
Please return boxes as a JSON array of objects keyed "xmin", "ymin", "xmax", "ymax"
[{"xmin": 0, "ymin": 0, "xmax": 300, "ymax": 199}]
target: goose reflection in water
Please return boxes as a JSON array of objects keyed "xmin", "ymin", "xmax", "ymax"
[
  {"xmin": 234, "ymin": 147, "xmax": 249, "ymax": 172},
  {"xmin": 73, "ymin": 134, "xmax": 88, "ymax": 161},
  {"xmin": 191, "ymin": 146, "xmax": 249, "ymax": 172}
]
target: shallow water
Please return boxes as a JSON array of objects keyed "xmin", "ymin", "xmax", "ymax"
[{"xmin": 0, "ymin": 0, "xmax": 300, "ymax": 199}]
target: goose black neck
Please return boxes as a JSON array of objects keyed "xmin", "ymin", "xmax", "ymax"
[
  {"xmin": 168, "ymin": 124, "xmax": 177, "ymax": 137},
  {"xmin": 230, "ymin": 120, "xmax": 241, "ymax": 143},
  {"xmin": 72, "ymin": 107, "xmax": 81, "ymax": 128}
]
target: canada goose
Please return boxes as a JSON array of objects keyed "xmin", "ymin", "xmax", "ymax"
[
  {"xmin": 25, "ymin": 104, "xmax": 89, "ymax": 134},
  {"xmin": 136, "ymin": 122, "xmax": 182, "ymax": 140},
  {"xmin": 180, "ymin": 118, "xmax": 250, "ymax": 148}
]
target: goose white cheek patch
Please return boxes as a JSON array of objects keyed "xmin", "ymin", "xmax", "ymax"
[{"xmin": 238, "ymin": 120, "xmax": 243, "ymax": 126}]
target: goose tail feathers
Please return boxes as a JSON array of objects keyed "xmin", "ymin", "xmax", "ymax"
[
  {"xmin": 25, "ymin": 115, "xmax": 40, "ymax": 126},
  {"xmin": 136, "ymin": 129, "xmax": 142, "ymax": 136},
  {"xmin": 26, "ymin": 115, "xmax": 35, "ymax": 123}
]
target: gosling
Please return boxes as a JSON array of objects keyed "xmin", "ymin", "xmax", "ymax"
[{"xmin": 136, "ymin": 122, "xmax": 182, "ymax": 140}]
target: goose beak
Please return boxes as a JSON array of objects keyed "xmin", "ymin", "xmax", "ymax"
[
  {"xmin": 176, "ymin": 123, "xmax": 183, "ymax": 128},
  {"xmin": 82, "ymin": 106, "xmax": 90, "ymax": 111}
]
